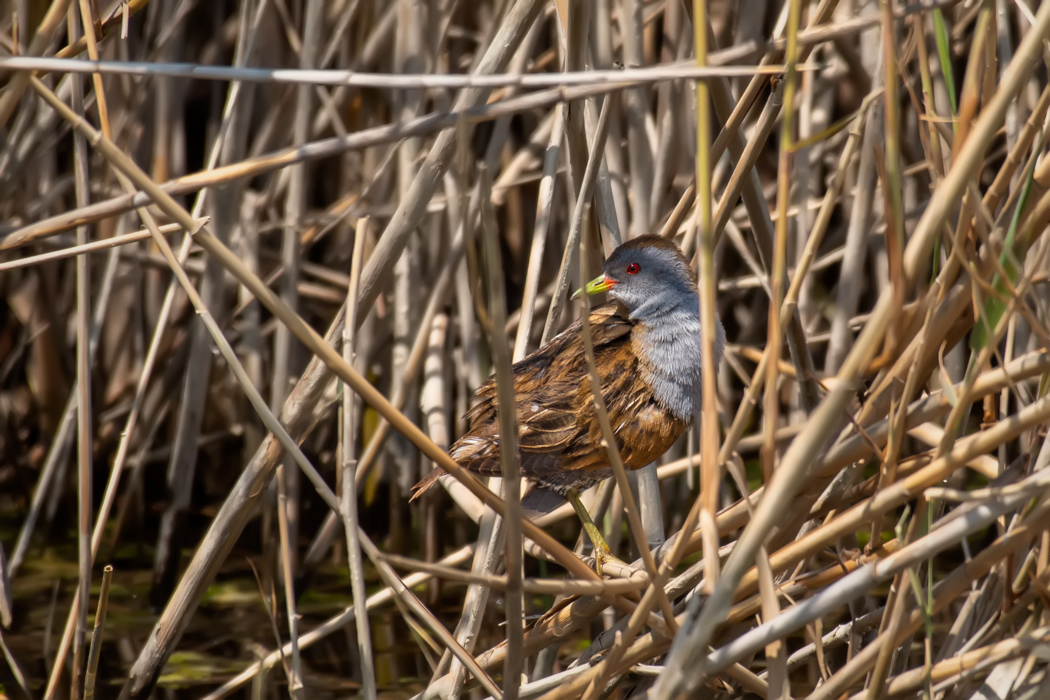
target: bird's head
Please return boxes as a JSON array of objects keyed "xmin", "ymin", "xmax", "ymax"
[{"xmin": 580, "ymin": 234, "xmax": 698, "ymax": 321}]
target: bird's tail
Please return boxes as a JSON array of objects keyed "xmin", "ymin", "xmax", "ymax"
[{"xmin": 409, "ymin": 467, "xmax": 445, "ymax": 501}]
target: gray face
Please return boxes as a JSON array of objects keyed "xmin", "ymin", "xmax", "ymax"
[{"xmin": 602, "ymin": 240, "xmax": 698, "ymax": 320}]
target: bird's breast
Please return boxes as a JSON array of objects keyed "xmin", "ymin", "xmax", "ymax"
[{"xmin": 631, "ymin": 316, "xmax": 705, "ymax": 421}]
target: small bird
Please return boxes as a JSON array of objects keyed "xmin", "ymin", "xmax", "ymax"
[{"xmin": 411, "ymin": 234, "xmax": 725, "ymax": 573}]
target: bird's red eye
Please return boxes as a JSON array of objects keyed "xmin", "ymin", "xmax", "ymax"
[{"xmin": 626, "ymin": 262, "xmax": 640, "ymax": 275}]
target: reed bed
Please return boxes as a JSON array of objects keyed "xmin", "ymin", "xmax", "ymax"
[{"xmin": 2, "ymin": 0, "xmax": 1050, "ymax": 698}]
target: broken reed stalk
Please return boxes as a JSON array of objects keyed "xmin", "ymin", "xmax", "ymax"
[{"xmin": 82, "ymin": 565, "xmax": 112, "ymax": 700}]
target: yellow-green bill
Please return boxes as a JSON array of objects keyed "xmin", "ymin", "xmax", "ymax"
[{"xmin": 572, "ymin": 274, "xmax": 615, "ymax": 299}]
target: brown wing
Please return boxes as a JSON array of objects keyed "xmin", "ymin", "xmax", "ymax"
[{"xmin": 440, "ymin": 302, "xmax": 687, "ymax": 482}]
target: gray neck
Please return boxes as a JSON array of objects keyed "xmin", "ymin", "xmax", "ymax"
[{"xmin": 634, "ymin": 295, "xmax": 722, "ymax": 422}]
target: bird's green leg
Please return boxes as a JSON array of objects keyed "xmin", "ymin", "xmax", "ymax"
[{"xmin": 566, "ymin": 488, "xmax": 628, "ymax": 576}]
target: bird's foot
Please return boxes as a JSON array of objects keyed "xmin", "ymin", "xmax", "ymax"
[
  {"xmin": 592, "ymin": 542, "xmax": 631, "ymax": 578},
  {"xmin": 566, "ymin": 488, "xmax": 635, "ymax": 577}
]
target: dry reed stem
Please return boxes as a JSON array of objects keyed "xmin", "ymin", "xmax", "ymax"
[
  {"xmin": 339, "ymin": 216, "xmax": 376, "ymax": 700},
  {"xmin": 479, "ymin": 164, "xmax": 524, "ymax": 700}
]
